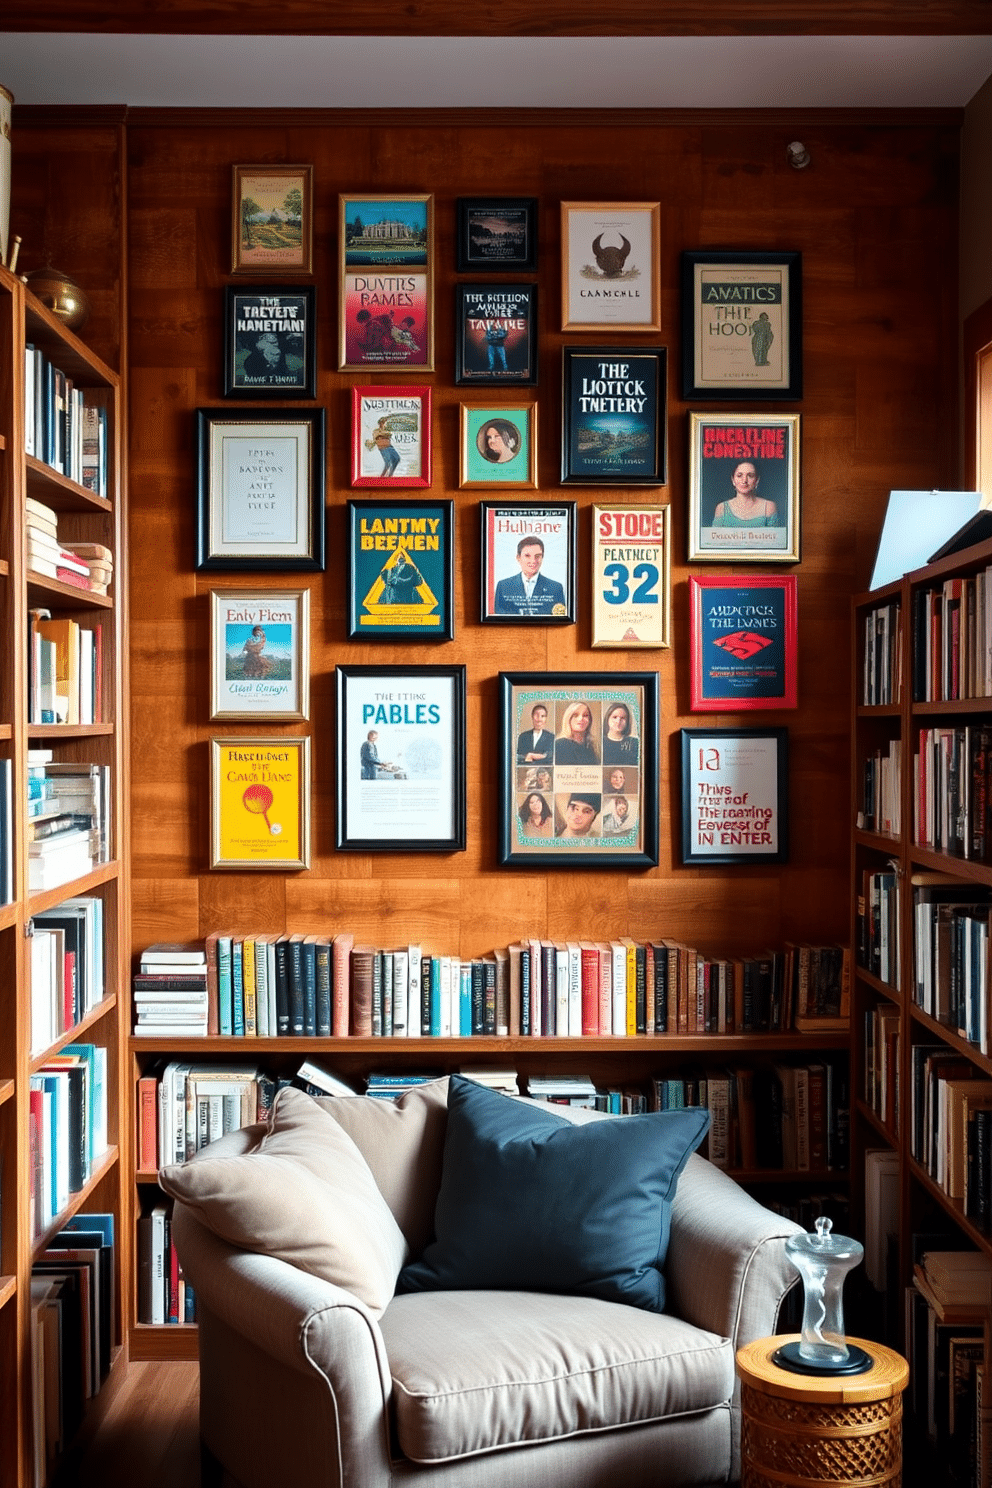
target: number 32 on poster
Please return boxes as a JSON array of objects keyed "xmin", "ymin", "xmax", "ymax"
[{"xmin": 591, "ymin": 503, "xmax": 671, "ymax": 649}]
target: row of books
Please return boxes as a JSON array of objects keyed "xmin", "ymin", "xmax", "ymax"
[
  {"xmin": 28, "ymin": 608, "xmax": 105, "ymax": 726},
  {"xmin": 912, "ymin": 570, "xmax": 992, "ymax": 704},
  {"xmin": 23, "ymin": 344, "xmax": 109, "ymax": 496},
  {"xmin": 133, "ymin": 936, "xmax": 851, "ymax": 1042},
  {"xmin": 27, "ymin": 751, "xmax": 111, "ymax": 893},
  {"xmin": 857, "ymin": 739, "xmax": 901, "ymax": 836},
  {"xmin": 31, "ymin": 1212, "xmax": 116, "ymax": 1481},
  {"xmin": 26, "ymin": 495, "xmax": 113, "ymax": 595},
  {"xmin": 29, "ymin": 896, "xmax": 106, "ymax": 1057},
  {"xmin": 865, "ymin": 1004, "xmax": 900, "ymax": 1132},
  {"xmin": 862, "ymin": 600, "xmax": 902, "ymax": 707},
  {"xmin": 907, "ymin": 1244, "xmax": 992, "ymax": 1484},
  {"xmin": 29, "ymin": 1043, "xmax": 109, "ymax": 1240},
  {"xmin": 912, "ymin": 878, "xmax": 992, "ymax": 1053},
  {"xmin": 855, "ymin": 864, "xmax": 901, "ymax": 988},
  {"xmin": 137, "ymin": 1203, "xmax": 194, "ymax": 1327},
  {"xmin": 914, "ymin": 724, "xmax": 992, "ymax": 862}
]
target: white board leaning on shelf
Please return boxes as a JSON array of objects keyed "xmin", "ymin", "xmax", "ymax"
[{"xmin": 868, "ymin": 490, "xmax": 987, "ymax": 591}]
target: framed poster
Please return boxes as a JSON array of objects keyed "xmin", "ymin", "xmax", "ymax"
[
  {"xmin": 335, "ymin": 665, "xmax": 466, "ymax": 853},
  {"xmin": 459, "ymin": 404, "xmax": 538, "ymax": 488},
  {"xmin": 209, "ymin": 588, "xmax": 310, "ymax": 720},
  {"xmin": 680, "ymin": 727, "xmax": 789, "ymax": 865},
  {"xmin": 339, "ymin": 193, "xmax": 434, "ymax": 371},
  {"xmin": 689, "ymin": 575, "xmax": 798, "ymax": 711},
  {"xmin": 560, "ymin": 202, "xmax": 660, "ymax": 332},
  {"xmin": 454, "ymin": 283, "xmax": 538, "ymax": 386},
  {"xmin": 223, "ymin": 285, "xmax": 316, "ymax": 398},
  {"xmin": 688, "ymin": 412, "xmax": 800, "ymax": 564},
  {"xmin": 591, "ymin": 504, "xmax": 671, "ymax": 648},
  {"xmin": 347, "ymin": 499, "xmax": 454, "ymax": 641},
  {"xmin": 232, "ymin": 165, "xmax": 313, "ymax": 276},
  {"xmin": 562, "ymin": 346, "xmax": 667, "ymax": 485},
  {"xmin": 681, "ymin": 250, "xmax": 802, "ymax": 401},
  {"xmin": 351, "ymin": 385, "xmax": 431, "ymax": 487},
  {"xmin": 499, "ymin": 672, "xmax": 659, "ymax": 868},
  {"xmin": 480, "ymin": 501, "xmax": 575, "ymax": 625},
  {"xmin": 456, "ymin": 197, "xmax": 538, "ymax": 272},
  {"xmin": 210, "ymin": 736, "xmax": 310, "ymax": 870},
  {"xmin": 195, "ymin": 408, "xmax": 326, "ymax": 572}
]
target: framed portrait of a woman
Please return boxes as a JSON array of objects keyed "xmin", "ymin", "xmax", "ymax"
[
  {"xmin": 687, "ymin": 412, "xmax": 800, "ymax": 564},
  {"xmin": 459, "ymin": 403, "xmax": 538, "ymax": 488},
  {"xmin": 498, "ymin": 671, "xmax": 659, "ymax": 868}
]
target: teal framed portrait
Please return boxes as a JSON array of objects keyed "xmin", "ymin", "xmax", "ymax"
[{"xmin": 459, "ymin": 403, "xmax": 538, "ymax": 489}]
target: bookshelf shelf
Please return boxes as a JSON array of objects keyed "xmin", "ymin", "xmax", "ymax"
[
  {"xmin": 25, "ymin": 457, "xmax": 113, "ymax": 514},
  {"xmin": 27, "ymin": 861, "xmax": 119, "ymax": 914},
  {"xmin": 126, "ymin": 1031, "xmax": 852, "ymax": 1057},
  {"xmin": 29, "ymin": 1145, "xmax": 121, "ymax": 1262},
  {"xmin": 0, "ymin": 1276, "xmax": 15, "ymax": 1311},
  {"xmin": 855, "ymin": 1096, "xmax": 897, "ymax": 1146},
  {"xmin": 27, "ymin": 722, "xmax": 115, "ymax": 740},
  {"xmin": 129, "ymin": 1321, "xmax": 198, "ymax": 1363},
  {"xmin": 28, "ymin": 995, "xmax": 118, "ymax": 1073},
  {"xmin": 0, "ymin": 1078, "xmax": 13, "ymax": 1107},
  {"xmin": 25, "ymin": 572, "xmax": 113, "ymax": 608}
]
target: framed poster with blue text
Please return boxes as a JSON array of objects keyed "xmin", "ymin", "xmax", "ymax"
[
  {"xmin": 351, "ymin": 385, "xmax": 432, "ymax": 487},
  {"xmin": 560, "ymin": 202, "xmax": 660, "ymax": 332},
  {"xmin": 455, "ymin": 283, "xmax": 538, "ymax": 385},
  {"xmin": 459, "ymin": 404, "xmax": 538, "ymax": 488},
  {"xmin": 689, "ymin": 575, "xmax": 797, "ymax": 711},
  {"xmin": 336, "ymin": 665, "xmax": 466, "ymax": 853},
  {"xmin": 209, "ymin": 588, "xmax": 310, "ymax": 720},
  {"xmin": 347, "ymin": 499, "xmax": 454, "ymax": 642},
  {"xmin": 498, "ymin": 672, "xmax": 659, "ymax": 868},
  {"xmin": 481, "ymin": 501, "xmax": 575, "ymax": 625},
  {"xmin": 688, "ymin": 412, "xmax": 800, "ymax": 564},
  {"xmin": 680, "ymin": 727, "xmax": 788, "ymax": 865},
  {"xmin": 223, "ymin": 285, "xmax": 316, "ymax": 398},
  {"xmin": 210, "ymin": 736, "xmax": 310, "ymax": 870},
  {"xmin": 591, "ymin": 504, "xmax": 670, "ymax": 648},
  {"xmin": 339, "ymin": 193, "xmax": 434, "ymax": 371},
  {"xmin": 456, "ymin": 197, "xmax": 538, "ymax": 272},
  {"xmin": 562, "ymin": 346, "xmax": 666, "ymax": 485},
  {"xmin": 681, "ymin": 250, "xmax": 802, "ymax": 401}
]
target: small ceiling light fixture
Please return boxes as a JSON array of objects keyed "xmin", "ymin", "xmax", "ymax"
[{"xmin": 786, "ymin": 140, "xmax": 811, "ymax": 170}]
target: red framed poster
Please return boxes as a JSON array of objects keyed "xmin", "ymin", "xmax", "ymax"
[{"xmin": 689, "ymin": 575, "xmax": 798, "ymax": 711}]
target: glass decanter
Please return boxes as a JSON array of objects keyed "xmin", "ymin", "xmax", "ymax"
[{"xmin": 775, "ymin": 1216, "xmax": 872, "ymax": 1376}]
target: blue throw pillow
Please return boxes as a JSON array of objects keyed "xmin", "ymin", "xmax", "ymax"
[{"xmin": 397, "ymin": 1075, "xmax": 709, "ymax": 1312}]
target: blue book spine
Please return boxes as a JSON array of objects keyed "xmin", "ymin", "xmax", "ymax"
[
  {"xmin": 231, "ymin": 940, "xmax": 245, "ymax": 1037},
  {"xmin": 459, "ymin": 964, "xmax": 472, "ymax": 1036},
  {"xmin": 217, "ymin": 937, "xmax": 232, "ymax": 1036},
  {"xmin": 430, "ymin": 955, "xmax": 442, "ymax": 1038}
]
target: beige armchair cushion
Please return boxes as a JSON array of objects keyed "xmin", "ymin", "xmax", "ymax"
[
  {"xmin": 380, "ymin": 1289, "xmax": 733, "ymax": 1463},
  {"xmin": 159, "ymin": 1086, "xmax": 407, "ymax": 1315}
]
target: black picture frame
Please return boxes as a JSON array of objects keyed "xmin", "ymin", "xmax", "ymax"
[
  {"xmin": 195, "ymin": 407, "xmax": 326, "ymax": 573},
  {"xmin": 561, "ymin": 346, "xmax": 667, "ymax": 486},
  {"xmin": 456, "ymin": 197, "xmax": 538, "ymax": 272},
  {"xmin": 498, "ymin": 671, "xmax": 659, "ymax": 869},
  {"xmin": 680, "ymin": 250, "xmax": 803, "ymax": 401},
  {"xmin": 454, "ymin": 283, "xmax": 538, "ymax": 386},
  {"xmin": 480, "ymin": 501, "xmax": 576, "ymax": 625},
  {"xmin": 223, "ymin": 284, "xmax": 317, "ymax": 398},
  {"xmin": 679, "ymin": 727, "xmax": 789, "ymax": 865},
  {"xmin": 347, "ymin": 498, "xmax": 454, "ymax": 642},
  {"xmin": 336, "ymin": 664, "xmax": 467, "ymax": 853}
]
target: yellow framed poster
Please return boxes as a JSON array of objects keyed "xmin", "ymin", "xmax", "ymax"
[{"xmin": 210, "ymin": 736, "xmax": 310, "ymax": 870}]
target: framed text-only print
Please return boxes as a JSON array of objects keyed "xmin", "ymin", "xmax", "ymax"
[
  {"xmin": 210, "ymin": 735, "xmax": 310, "ymax": 870},
  {"xmin": 347, "ymin": 499, "xmax": 454, "ymax": 642},
  {"xmin": 209, "ymin": 588, "xmax": 310, "ymax": 720},
  {"xmin": 680, "ymin": 727, "xmax": 789, "ymax": 865},
  {"xmin": 336, "ymin": 665, "xmax": 466, "ymax": 853},
  {"xmin": 561, "ymin": 202, "xmax": 660, "ymax": 332},
  {"xmin": 681, "ymin": 250, "xmax": 802, "ymax": 401},
  {"xmin": 591, "ymin": 504, "xmax": 671, "ymax": 649},
  {"xmin": 339, "ymin": 193, "xmax": 434, "ymax": 372},
  {"xmin": 223, "ymin": 285, "xmax": 316, "ymax": 399},
  {"xmin": 499, "ymin": 672, "xmax": 659, "ymax": 869},
  {"xmin": 481, "ymin": 501, "xmax": 575, "ymax": 625},
  {"xmin": 351, "ymin": 385, "xmax": 432, "ymax": 488},
  {"xmin": 688, "ymin": 412, "xmax": 800, "ymax": 564},
  {"xmin": 562, "ymin": 346, "xmax": 667, "ymax": 485},
  {"xmin": 456, "ymin": 198, "xmax": 538, "ymax": 272},
  {"xmin": 454, "ymin": 283, "xmax": 538, "ymax": 386},
  {"xmin": 195, "ymin": 408, "xmax": 326, "ymax": 572},
  {"xmin": 232, "ymin": 165, "xmax": 313, "ymax": 276},
  {"xmin": 689, "ymin": 575, "xmax": 798, "ymax": 711}
]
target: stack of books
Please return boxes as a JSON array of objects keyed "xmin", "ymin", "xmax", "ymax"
[
  {"xmin": 26, "ymin": 754, "xmax": 109, "ymax": 892},
  {"xmin": 132, "ymin": 943, "xmax": 209, "ymax": 1039},
  {"xmin": 63, "ymin": 541, "xmax": 113, "ymax": 595},
  {"xmin": 25, "ymin": 496, "xmax": 93, "ymax": 591},
  {"xmin": 526, "ymin": 1073, "xmax": 598, "ymax": 1107}
]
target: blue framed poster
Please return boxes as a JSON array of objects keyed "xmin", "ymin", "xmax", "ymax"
[
  {"xmin": 689, "ymin": 575, "xmax": 798, "ymax": 711},
  {"xmin": 561, "ymin": 345, "xmax": 666, "ymax": 485},
  {"xmin": 347, "ymin": 499, "xmax": 454, "ymax": 641}
]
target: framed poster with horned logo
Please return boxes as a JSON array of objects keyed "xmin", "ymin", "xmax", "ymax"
[
  {"xmin": 560, "ymin": 202, "xmax": 660, "ymax": 333},
  {"xmin": 688, "ymin": 575, "xmax": 798, "ymax": 711}
]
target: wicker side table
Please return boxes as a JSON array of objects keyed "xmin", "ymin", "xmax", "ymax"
[{"xmin": 736, "ymin": 1334, "xmax": 909, "ymax": 1488}]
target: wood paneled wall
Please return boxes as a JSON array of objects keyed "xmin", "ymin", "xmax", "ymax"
[{"xmin": 20, "ymin": 108, "xmax": 964, "ymax": 963}]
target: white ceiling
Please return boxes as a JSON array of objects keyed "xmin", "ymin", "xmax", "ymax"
[{"xmin": 2, "ymin": 32, "xmax": 992, "ymax": 109}]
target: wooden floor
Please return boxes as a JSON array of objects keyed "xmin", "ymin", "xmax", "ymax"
[{"xmin": 55, "ymin": 1362, "xmax": 202, "ymax": 1488}]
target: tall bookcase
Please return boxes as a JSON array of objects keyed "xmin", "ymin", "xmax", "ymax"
[{"xmin": 0, "ymin": 262, "xmax": 128, "ymax": 1486}]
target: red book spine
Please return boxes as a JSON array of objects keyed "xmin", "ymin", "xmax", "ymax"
[{"xmin": 580, "ymin": 945, "xmax": 599, "ymax": 1036}]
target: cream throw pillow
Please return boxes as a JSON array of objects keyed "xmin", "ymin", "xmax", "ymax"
[{"xmin": 160, "ymin": 1086, "xmax": 408, "ymax": 1314}]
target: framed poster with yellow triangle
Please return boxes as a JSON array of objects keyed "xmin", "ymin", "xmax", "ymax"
[{"xmin": 347, "ymin": 499, "xmax": 454, "ymax": 641}]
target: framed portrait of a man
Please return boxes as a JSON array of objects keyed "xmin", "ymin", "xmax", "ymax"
[{"xmin": 480, "ymin": 501, "xmax": 575, "ymax": 625}]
